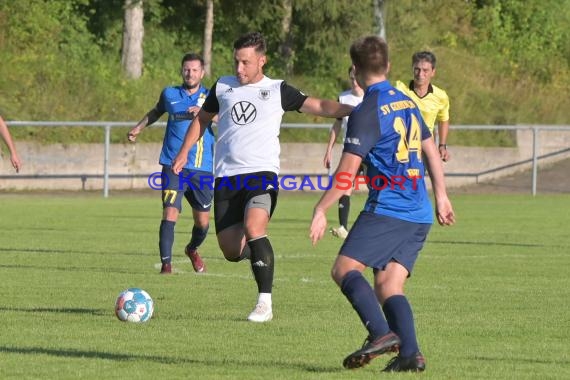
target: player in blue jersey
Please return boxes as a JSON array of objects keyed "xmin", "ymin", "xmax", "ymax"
[
  {"xmin": 310, "ymin": 36, "xmax": 455, "ymax": 372},
  {"xmin": 171, "ymin": 32, "xmax": 353, "ymax": 323},
  {"xmin": 128, "ymin": 53, "xmax": 215, "ymax": 275}
]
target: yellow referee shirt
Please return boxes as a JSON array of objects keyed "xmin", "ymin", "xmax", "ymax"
[{"xmin": 395, "ymin": 80, "xmax": 449, "ymax": 135}]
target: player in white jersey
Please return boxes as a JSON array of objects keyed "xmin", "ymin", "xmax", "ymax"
[
  {"xmin": 172, "ymin": 32, "xmax": 353, "ymax": 322},
  {"xmin": 323, "ymin": 67, "xmax": 364, "ymax": 239}
]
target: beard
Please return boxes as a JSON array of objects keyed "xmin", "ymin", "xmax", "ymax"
[{"xmin": 183, "ymin": 80, "xmax": 199, "ymax": 90}]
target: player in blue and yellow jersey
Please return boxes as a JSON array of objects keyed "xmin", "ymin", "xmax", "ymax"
[
  {"xmin": 395, "ymin": 51, "xmax": 451, "ymax": 161},
  {"xmin": 310, "ymin": 36, "xmax": 455, "ymax": 372},
  {"xmin": 128, "ymin": 53, "xmax": 215, "ymax": 274}
]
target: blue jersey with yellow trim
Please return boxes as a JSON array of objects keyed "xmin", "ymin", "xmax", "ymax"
[
  {"xmin": 343, "ymin": 80, "xmax": 434, "ymax": 224},
  {"xmin": 157, "ymin": 85, "xmax": 214, "ymax": 172}
]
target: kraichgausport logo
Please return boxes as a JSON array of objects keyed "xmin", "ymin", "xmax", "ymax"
[{"xmin": 147, "ymin": 172, "xmax": 424, "ymax": 191}]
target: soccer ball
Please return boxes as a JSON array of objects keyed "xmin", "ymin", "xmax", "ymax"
[{"xmin": 115, "ymin": 288, "xmax": 154, "ymax": 323}]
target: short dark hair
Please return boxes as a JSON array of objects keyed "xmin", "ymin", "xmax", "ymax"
[
  {"xmin": 412, "ymin": 51, "xmax": 436, "ymax": 68},
  {"xmin": 233, "ymin": 32, "xmax": 267, "ymax": 55},
  {"xmin": 350, "ymin": 36, "xmax": 389, "ymax": 75},
  {"xmin": 181, "ymin": 53, "xmax": 204, "ymax": 67}
]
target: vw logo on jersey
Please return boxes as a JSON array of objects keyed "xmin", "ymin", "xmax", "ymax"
[{"xmin": 231, "ymin": 101, "xmax": 257, "ymax": 125}]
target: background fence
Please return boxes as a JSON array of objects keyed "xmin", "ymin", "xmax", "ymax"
[{"xmin": 1, "ymin": 121, "xmax": 569, "ymax": 197}]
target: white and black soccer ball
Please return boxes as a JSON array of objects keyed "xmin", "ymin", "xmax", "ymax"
[{"xmin": 115, "ymin": 288, "xmax": 154, "ymax": 323}]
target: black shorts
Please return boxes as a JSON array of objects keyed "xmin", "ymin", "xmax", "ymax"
[
  {"xmin": 213, "ymin": 171, "xmax": 279, "ymax": 232},
  {"xmin": 161, "ymin": 166, "xmax": 214, "ymax": 212}
]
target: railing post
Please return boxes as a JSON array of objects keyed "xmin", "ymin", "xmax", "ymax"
[
  {"xmin": 104, "ymin": 124, "xmax": 111, "ymax": 198},
  {"xmin": 531, "ymin": 127, "xmax": 538, "ymax": 196}
]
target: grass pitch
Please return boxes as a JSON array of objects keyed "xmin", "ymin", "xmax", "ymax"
[{"xmin": 0, "ymin": 191, "xmax": 569, "ymax": 379}]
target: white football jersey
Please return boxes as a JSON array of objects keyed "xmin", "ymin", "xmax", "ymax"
[
  {"xmin": 338, "ymin": 90, "xmax": 363, "ymax": 138},
  {"xmin": 205, "ymin": 75, "xmax": 306, "ymax": 177}
]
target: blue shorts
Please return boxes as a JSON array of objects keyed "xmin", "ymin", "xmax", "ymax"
[
  {"xmin": 339, "ymin": 211, "xmax": 431, "ymax": 276},
  {"xmin": 161, "ymin": 166, "xmax": 214, "ymax": 212}
]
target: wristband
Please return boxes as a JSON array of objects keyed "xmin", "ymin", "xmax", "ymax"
[{"xmin": 438, "ymin": 144, "xmax": 447, "ymax": 149}]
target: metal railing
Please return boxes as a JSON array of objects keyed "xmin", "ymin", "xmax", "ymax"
[{"xmin": 3, "ymin": 121, "xmax": 570, "ymax": 196}]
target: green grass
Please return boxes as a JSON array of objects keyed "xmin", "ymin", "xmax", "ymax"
[{"xmin": 0, "ymin": 191, "xmax": 569, "ymax": 379}]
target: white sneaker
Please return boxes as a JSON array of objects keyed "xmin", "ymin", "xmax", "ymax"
[
  {"xmin": 331, "ymin": 225, "xmax": 349, "ymax": 239},
  {"xmin": 247, "ymin": 302, "xmax": 273, "ymax": 322}
]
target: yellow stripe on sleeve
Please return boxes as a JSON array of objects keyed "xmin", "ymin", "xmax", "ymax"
[{"xmin": 194, "ymin": 137, "xmax": 204, "ymax": 168}]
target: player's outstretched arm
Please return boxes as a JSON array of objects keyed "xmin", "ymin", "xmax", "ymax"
[
  {"xmin": 300, "ymin": 97, "xmax": 353, "ymax": 119},
  {"xmin": 422, "ymin": 138, "xmax": 455, "ymax": 226},
  {"xmin": 171, "ymin": 109, "xmax": 214, "ymax": 174}
]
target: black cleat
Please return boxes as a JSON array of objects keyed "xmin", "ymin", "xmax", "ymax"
[
  {"xmin": 382, "ymin": 352, "xmax": 426, "ymax": 372},
  {"xmin": 342, "ymin": 332, "xmax": 400, "ymax": 369}
]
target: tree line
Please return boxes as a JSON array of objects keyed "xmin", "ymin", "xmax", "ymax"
[{"xmin": 0, "ymin": 0, "xmax": 568, "ymax": 140}]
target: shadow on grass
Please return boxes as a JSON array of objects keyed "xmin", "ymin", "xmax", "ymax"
[
  {"xmin": 0, "ymin": 263, "xmax": 136, "ymax": 274},
  {"xmin": 0, "ymin": 346, "xmax": 180, "ymax": 364},
  {"xmin": 0, "ymin": 247, "xmax": 87, "ymax": 254},
  {"xmin": 429, "ymin": 240, "xmax": 544, "ymax": 248},
  {"xmin": 0, "ymin": 247, "xmax": 150, "ymax": 257},
  {"xmin": 471, "ymin": 354, "xmax": 570, "ymax": 366},
  {"xmin": 0, "ymin": 345, "xmax": 342, "ymax": 373},
  {"xmin": 0, "ymin": 307, "xmax": 106, "ymax": 316}
]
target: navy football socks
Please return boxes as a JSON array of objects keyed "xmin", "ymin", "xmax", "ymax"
[
  {"xmin": 159, "ymin": 220, "xmax": 175, "ymax": 264},
  {"xmin": 382, "ymin": 295, "xmax": 420, "ymax": 357},
  {"xmin": 188, "ymin": 225, "xmax": 209, "ymax": 251},
  {"xmin": 341, "ymin": 270, "xmax": 391, "ymax": 338}
]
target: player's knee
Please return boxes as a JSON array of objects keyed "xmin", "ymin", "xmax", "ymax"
[
  {"xmin": 224, "ymin": 254, "xmax": 241, "ymax": 262},
  {"xmin": 330, "ymin": 266, "xmax": 344, "ymax": 287},
  {"xmin": 219, "ymin": 245, "xmax": 242, "ymax": 262},
  {"xmin": 194, "ymin": 220, "xmax": 209, "ymax": 230},
  {"xmin": 163, "ymin": 206, "xmax": 180, "ymax": 221}
]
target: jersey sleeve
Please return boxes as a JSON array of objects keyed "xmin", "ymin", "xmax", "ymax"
[
  {"xmin": 280, "ymin": 81, "xmax": 309, "ymax": 111},
  {"xmin": 395, "ymin": 80, "xmax": 407, "ymax": 93},
  {"xmin": 201, "ymin": 81, "xmax": 220, "ymax": 114},
  {"xmin": 155, "ymin": 89, "xmax": 167, "ymax": 114},
  {"xmin": 343, "ymin": 95, "xmax": 380, "ymax": 158},
  {"xmin": 436, "ymin": 90, "xmax": 450, "ymax": 122}
]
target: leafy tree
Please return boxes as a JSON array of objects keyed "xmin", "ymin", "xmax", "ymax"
[
  {"xmin": 1, "ymin": 0, "xmax": 569, "ymax": 138},
  {"xmin": 470, "ymin": 0, "xmax": 570, "ymax": 82}
]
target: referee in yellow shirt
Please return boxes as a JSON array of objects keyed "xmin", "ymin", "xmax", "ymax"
[{"xmin": 396, "ymin": 51, "xmax": 451, "ymax": 161}]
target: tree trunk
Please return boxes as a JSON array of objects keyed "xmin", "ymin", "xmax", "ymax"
[
  {"xmin": 203, "ymin": 0, "xmax": 214, "ymax": 77},
  {"xmin": 121, "ymin": 0, "xmax": 144, "ymax": 79},
  {"xmin": 374, "ymin": 0, "xmax": 386, "ymax": 41},
  {"xmin": 279, "ymin": 0, "xmax": 294, "ymax": 75}
]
